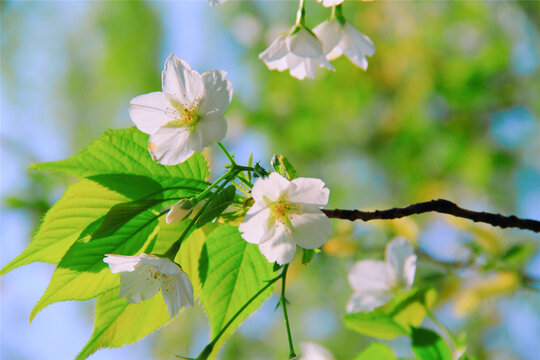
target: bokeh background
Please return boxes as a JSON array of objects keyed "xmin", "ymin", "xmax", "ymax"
[{"xmin": 1, "ymin": 1, "xmax": 540, "ymax": 359}]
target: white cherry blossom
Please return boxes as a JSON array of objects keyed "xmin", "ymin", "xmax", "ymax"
[
  {"xmin": 314, "ymin": 18, "xmax": 375, "ymax": 70},
  {"xmin": 316, "ymin": 0, "xmax": 344, "ymax": 7},
  {"xmin": 259, "ymin": 26, "xmax": 334, "ymax": 80},
  {"xmin": 239, "ymin": 172, "xmax": 332, "ymax": 265},
  {"xmin": 347, "ymin": 237, "xmax": 416, "ymax": 313},
  {"xmin": 299, "ymin": 342, "xmax": 336, "ymax": 360},
  {"xmin": 129, "ymin": 53, "xmax": 232, "ymax": 165},
  {"xmin": 104, "ymin": 253, "xmax": 194, "ymax": 317}
]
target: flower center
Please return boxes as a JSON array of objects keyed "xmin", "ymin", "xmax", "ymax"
[
  {"xmin": 166, "ymin": 104, "xmax": 201, "ymax": 131},
  {"xmin": 267, "ymin": 195, "xmax": 300, "ymax": 229}
]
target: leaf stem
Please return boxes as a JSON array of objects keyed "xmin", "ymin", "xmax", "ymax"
[
  {"xmin": 280, "ymin": 264, "xmax": 296, "ymax": 359},
  {"xmin": 296, "ymin": 0, "xmax": 306, "ymax": 26},
  {"xmin": 216, "ymin": 142, "xmax": 236, "ymax": 166}
]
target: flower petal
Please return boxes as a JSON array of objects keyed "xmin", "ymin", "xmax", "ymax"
[
  {"xmin": 258, "ymin": 225, "xmax": 297, "ymax": 265},
  {"xmin": 140, "ymin": 254, "xmax": 181, "ymax": 275},
  {"xmin": 313, "ymin": 19, "xmax": 343, "ymax": 58},
  {"xmin": 346, "ymin": 290, "xmax": 393, "ymax": 313},
  {"xmin": 299, "ymin": 342, "xmax": 336, "ymax": 360},
  {"xmin": 149, "ymin": 126, "xmax": 194, "ymax": 165},
  {"xmin": 161, "ymin": 53, "xmax": 204, "ymax": 107},
  {"xmin": 288, "ymin": 177, "xmax": 330, "ymax": 207},
  {"xmin": 290, "ymin": 211, "xmax": 332, "ymax": 249},
  {"xmin": 129, "ymin": 92, "xmax": 176, "ymax": 135},
  {"xmin": 160, "ymin": 271, "xmax": 194, "ymax": 317},
  {"xmin": 251, "ymin": 172, "xmax": 290, "ymax": 205},
  {"xmin": 288, "ymin": 28, "xmax": 323, "ymax": 58},
  {"xmin": 402, "ymin": 255, "xmax": 417, "ymax": 289},
  {"xmin": 119, "ymin": 264, "xmax": 161, "ymax": 303},
  {"xmin": 199, "ymin": 70, "xmax": 233, "ymax": 115},
  {"xmin": 348, "ymin": 260, "xmax": 395, "ymax": 292},
  {"xmin": 343, "ymin": 22, "xmax": 375, "ymax": 70},
  {"xmin": 385, "ymin": 237, "xmax": 415, "ymax": 285},
  {"xmin": 193, "ymin": 112, "xmax": 228, "ymax": 147},
  {"xmin": 103, "ymin": 254, "xmax": 141, "ymax": 273},
  {"xmin": 259, "ymin": 33, "xmax": 289, "ymax": 65},
  {"xmin": 239, "ymin": 206, "xmax": 271, "ymax": 245}
]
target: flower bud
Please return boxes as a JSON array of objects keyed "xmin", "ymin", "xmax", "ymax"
[{"xmin": 166, "ymin": 199, "xmax": 195, "ymax": 224}]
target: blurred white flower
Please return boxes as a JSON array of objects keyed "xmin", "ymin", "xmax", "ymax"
[
  {"xmin": 259, "ymin": 26, "xmax": 334, "ymax": 80},
  {"xmin": 129, "ymin": 53, "xmax": 232, "ymax": 165},
  {"xmin": 208, "ymin": 0, "xmax": 227, "ymax": 6},
  {"xmin": 104, "ymin": 253, "xmax": 194, "ymax": 317},
  {"xmin": 347, "ymin": 237, "xmax": 416, "ymax": 313},
  {"xmin": 316, "ymin": 0, "xmax": 344, "ymax": 7},
  {"xmin": 314, "ymin": 18, "xmax": 375, "ymax": 70},
  {"xmin": 239, "ymin": 172, "xmax": 332, "ymax": 265},
  {"xmin": 299, "ymin": 342, "xmax": 336, "ymax": 360}
]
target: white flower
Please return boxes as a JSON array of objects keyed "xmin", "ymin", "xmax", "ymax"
[
  {"xmin": 316, "ymin": 0, "xmax": 344, "ymax": 7},
  {"xmin": 299, "ymin": 342, "xmax": 336, "ymax": 360},
  {"xmin": 313, "ymin": 18, "xmax": 375, "ymax": 70},
  {"xmin": 208, "ymin": 0, "xmax": 226, "ymax": 5},
  {"xmin": 104, "ymin": 253, "xmax": 194, "ymax": 317},
  {"xmin": 259, "ymin": 26, "xmax": 334, "ymax": 80},
  {"xmin": 239, "ymin": 172, "xmax": 332, "ymax": 265},
  {"xmin": 129, "ymin": 53, "xmax": 232, "ymax": 165},
  {"xmin": 347, "ymin": 237, "xmax": 416, "ymax": 313}
]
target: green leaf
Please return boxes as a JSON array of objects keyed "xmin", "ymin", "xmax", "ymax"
[
  {"xmin": 301, "ymin": 248, "xmax": 316, "ymax": 264},
  {"xmin": 1, "ymin": 179, "xmax": 132, "ymax": 275},
  {"xmin": 200, "ymin": 225, "xmax": 277, "ymax": 359},
  {"xmin": 30, "ymin": 127, "xmax": 209, "ymax": 181},
  {"xmin": 271, "ymin": 154, "xmax": 297, "ymax": 180},
  {"xmin": 344, "ymin": 288, "xmax": 437, "ymax": 340},
  {"xmin": 411, "ymin": 327, "xmax": 452, "ymax": 360},
  {"xmin": 354, "ymin": 343, "xmax": 396, "ymax": 360},
  {"xmin": 30, "ymin": 206, "xmax": 160, "ymax": 321},
  {"xmin": 197, "ymin": 186, "xmax": 236, "ymax": 227},
  {"xmin": 76, "ymin": 287, "xmax": 171, "ymax": 360}
]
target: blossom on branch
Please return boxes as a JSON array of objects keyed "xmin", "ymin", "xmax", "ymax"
[
  {"xmin": 316, "ymin": 0, "xmax": 344, "ymax": 7},
  {"xmin": 104, "ymin": 253, "xmax": 194, "ymax": 317},
  {"xmin": 239, "ymin": 172, "xmax": 332, "ymax": 265},
  {"xmin": 314, "ymin": 18, "xmax": 375, "ymax": 70},
  {"xmin": 259, "ymin": 26, "xmax": 334, "ymax": 80},
  {"xmin": 347, "ymin": 237, "xmax": 416, "ymax": 313},
  {"xmin": 129, "ymin": 54, "xmax": 232, "ymax": 165}
]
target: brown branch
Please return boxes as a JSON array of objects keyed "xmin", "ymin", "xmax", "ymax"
[{"xmin": 322, "ymin": 199, "xmax": 540, "ymax": 233}]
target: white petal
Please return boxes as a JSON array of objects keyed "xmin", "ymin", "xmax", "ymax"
[
  {"xmin": 103, "ymin": 254, "xmax": 141, "ymax": 273},
  {"xmin": 343, "ymin": 22, "xmax": 375, "ymax": 69},
  {"xmin": 129, "ymin": 92, "xmax": 176, "ymax": 135},
  {"xmin": 299, "ymin": 342, "xmax": 336, "ymax": 360},
  {"xmin": 149, "ymin": 126, "xmax": 194, "ymax": 165},
  {"xmin": 348, "ymin": 260, "xmax": 395, "ymax": 292},
  {"xmin": 258, "ymin": 225, "xmax": 297, "ymax": 265},
  {"xmin": 313, "ymin": 19, "xmax": 343, "ymax": 57},
  {"xmin": 265, "ymin": 57, "xmax": 289, "ymax": 71},
  {"xmin": 402, "ymin": 255, "xmax": 417, "ymax": 289},
  {"xmin": 166, "ymin": 201, "xmax": 193, "ymax": 224},
  {"xmin": 288, "ymin": 28, "xmax": 323, "ymax": 58},
  {"xmin": 160, "ymin": 271, "xmax": 193, "ymax": 317},
  {"xmin": 316, "ymin": 0, "xmax": 344, "ymax": 7},
  {"xmin": 239, "ymin": 206, "xmax": 271, "ymax": 245},
  {"xmin": 199, "ymin": 70, "xmax": 233, "ymax": 115},
  {"xmin": 346, "ymin": 290, "xmax": 393, "ymax": 313},
  {"xmin": 251, "ymin": 172, "xmax": 290, "ymax": 205},
  {"xmin": 288, "ymin": 177, "xmax": 330, "ymax": 207},
  {"xmin": 290, "ymin": 211, "xmax": 332, "ymax": 249},
  {"xmin": 287, "ymin": 54, "xmax": 309, "ymax": 80},
  {"xmin": 161, "ymin": 53, "xmax": 204, "ymax": 107},
  {"xmin": 193, "ymin": 112, "xmax": 228, "ymax": 147},
  {"xmin": 259, "ymin": 33, "xmax": 289, "ymax": 64},
  {"xmin": 385, "ymin": 237, "xmax": 415, "ymax": 285},
  {"xmin": 140, "ymin": 254, "xmax": 181, "ymax": 275},
  {"xmin": 119, "ymin": 263, "xmax": 161, "ymax": 303}
]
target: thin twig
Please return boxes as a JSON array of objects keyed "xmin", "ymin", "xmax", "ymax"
[{"xmin": 322, "ymin": 199, "xmax": 540, "ymax": 233}]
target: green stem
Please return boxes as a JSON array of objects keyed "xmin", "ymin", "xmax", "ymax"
[
  {"xmin": 333, "ymin": 4, "xmax": 346, "ymax": 25},
  {"xmin": 216, "ymin": 142, "xmax": 236, "ymax": 166},
  {"xmin": 195, "ymin": 274, "xmax": 282, "ymax": 360},
  {"xmin": 295, "ymin": 0, "xmax": 306, "ymax": 26},
  {"xmin": 195, "ymin": 167, "xmax": 236, "ymax": 202},
  {"xmin": 162, "ymin": 169, "xmax": 238, "ymax": 260},
  {"xmin": 425, "ymin": 307, "xmax": 459, "ymax": 348},
  {"xmin": 280, "ymin": 264, "xmax": 296, "ymax": 359}
]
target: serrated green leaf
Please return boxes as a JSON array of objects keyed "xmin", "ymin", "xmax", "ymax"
[
  {"xmin": 411, "ymin": 327, "xmax": 452, "ymax": 360},
  {"xmin": 200, "ymin": 225, "xmax": 277, "ymax": 359},
  {"xmin": 30, "ymin": 208, "xmax": 160, "ymax": 321},
  {"xmin": 344, "ymin": 287, "xmax": 437, "ymax": 340},
  {"xmin": 354, "ymin": 343, "xmax": 396, "ymax": 360},
  {"xmin": 30, "ymin": 127, "xmax": 209, "ymax": 181},
  {"xmin": 1, "ymin": 179, "xmax": 131, "ymax": 275},
  {"xmin": 197, "ymin": 186, "xmax": 236, "ymax": 227},
  {"xmin": 76, "ymin": 287, "xmax": 170, "ymax": 360}
]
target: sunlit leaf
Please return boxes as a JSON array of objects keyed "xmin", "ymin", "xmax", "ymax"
[
  {"xmin": 411, "ymin": 327, "xmax": 452, "ymax": 360},
  {"xmin": 354, "ymin": 343, "xmax": 396, "ymax": 360}
]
